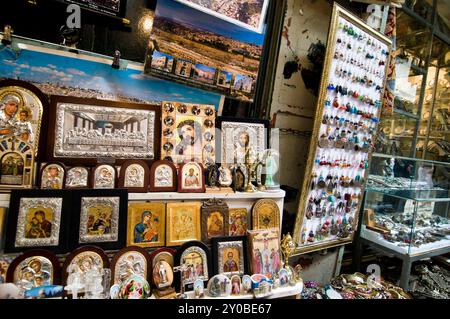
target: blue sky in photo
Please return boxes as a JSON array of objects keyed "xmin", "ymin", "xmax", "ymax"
[
  {"xmin": 153, "ymin": 50, "xmax": 174, "ymax": 60},
  {"xmin": 156, "ymin": 0, "xmax": 265, "ymax": 46},
  {"xmin": 195, "ymin": 64, "xmax": 216, "ymax": 73},
  {"xmin": 219, "ymin": 70, "xmax": 232, "ymax": 81},
  {"xmin": 0, "ymin": 49, "xmax": 222, "ymax": 108}
]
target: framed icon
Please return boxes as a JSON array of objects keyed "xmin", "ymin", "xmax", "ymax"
[
  {"xmin": 118, "ymin": 160, "xmax": 150, "ymax": 193},
  {"xmin": 4, "ymin": 189, "xmax": 71, "ymax": 253},
  {"xmin": 65, "ymin": 166, "xmax": 90, "ymax": 189},
  {"xmin": 211, "ymin": 236, "xmax": 248, "ymax": 277},
  {"xmin": 69, "ymin": 189, "xmax": 128, "ymax": 251},
  {"xmin": 252, "ymin": 199, "xmax": 280, "ymax": 230},
  {"xmin": 149, "ymin": 160, "xmax": 177, "ymax": 192},
  {"xmin": 110, "ymin": 246, "xmax": 151, "ymax": 286},
  {"xmin": 201, "ymin": 198, "xmax": 229, "ymax": 244},
  {"xmin": 6, "ymin": 249, "xmax": 61, "ymax": 292},
  {"xmin": 91, "ymin": 164, "xmax": 117, "ymax": 189},
  {"xmin": 229, "ymin": 208, "xmax": 250, "ymax": 236},
  {"xmin": 178, "ymin": 162, "xmax": 205, "ymax": 193},
  {"xmin": 166, "ymin": 202, "xmax": 201, "ymax": 247},
  {"xmin": 175, "ymin": 241, "xmax": 211, "ymax": 290},
  {"xmin": 127, "ymin": 202, "xmax": 165, "ymax": 248},
  {"xmin": 39, "ymin": 162, "xmax": 66, "ymax": 190},
  {"xmin": 248, "ymin": 228, "xmax": 282, "ymax": 278}
]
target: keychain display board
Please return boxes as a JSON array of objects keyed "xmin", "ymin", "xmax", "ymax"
[{"xmin": 293, "ymin": 3, "xmax": 392, "ymax": 254}]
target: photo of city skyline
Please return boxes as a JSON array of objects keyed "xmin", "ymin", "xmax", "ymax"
[
  {"xmin": 0, "ymin": 48, "xmax": 222, "ymax": 108},
  {"xmin": 145, "ymin": 0, "xmax": 266, "ymax": 101}
]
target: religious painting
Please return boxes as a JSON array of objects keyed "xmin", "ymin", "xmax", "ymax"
[
  {"xmin": 173, "ymin": 0, "xmax": 269, "ymax": 33},
  {"xmin": 6, "ymin": 250, "xmax": 61, "ymax": 291},
  {"xmin": 176, "ymin": 241, "xmax": 210, "ymax": 286},
  {"xmin": 229, "ymin": 208, "xmax": 249, "ymax": 236},
  {"xmin": 248, "ymin": 228, "xmax": 282, "ymax": 277},
  {"xmin": 0, "ymin": 80, "xmax": 45, "ymax": 156},
  {"xmin": 118, "ymin": 160, "xmax": 150, "ymax": 192},
  {"xmin": 47, "ymin": 96, "xmax": 161, "ymax": 165},
  {"xmin": 150, "ymin": 248, "xmax": 176, "ymax": 268},
  {"xmin": 79, "ymin": 197, "xmax": 119, "ymax": 243},
  {"xmin": 127, "ymin": 202, "xmax": 165, "ymax": 248},
  {"xmin": 40, "ymin": 163, "xmax": 66, "ymax": 190},
  {"xmin": 110, "ymin": 247, "xmax": 151, "ymax": 286},
  {"xmin": 231, "ymin": 275, "xmax": 241, "ymax": 295},
  {"xmin": 166, "ymin": 202, "xmax": 201, "ymax": 246},
  {"xmin": 212, "ymin": 236, "xmax": 247, "ymax": 277},
  {"xmin": 0, "ymin": 149, "xmax": 33, "ymax": 188},
  {"xmin": 4, "ymin": 190, "xmax": 70, "ymax": 253},
  {"xmin": 161, "ymin": 101, "xmax": 215, "ymax": 167},
  {"xmin": 149, "ymin": 160, "xmax": 177, "ymax": 192},
  {"xmin": 120, "ymin": 275, "xmax": 152, "ymax": 299},
  {"xmin": 201, "ymin": 198, "xmax": 229, "ymax": 244},
  {"xmin": 252, "ymin": 199, "xmax": 280, "ymax": 230},
  {"xmin": 92, "ymin": 164, "xmax": 116, "ymax": 189},
  {"xmin": 65, "ymin": 166, "xmax": 89, "ymax": 189},
  {"xmin": 216, "ymin": 117, "xmax": 268, "ymax": 165},
  {"xmin": 178, "ymin": 162, "xmax": 205, "ymax": 193}
]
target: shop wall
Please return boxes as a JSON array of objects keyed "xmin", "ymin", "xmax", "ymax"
[{"xmin": 271, "ymin": 0, "xmax": 331, "ymax": 218}]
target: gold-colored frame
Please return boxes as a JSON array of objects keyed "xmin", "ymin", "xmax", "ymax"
[
  {"xmin": 292, "ymin": 3, "xmax": 392, "ymax": 254},
  {"xmin": 166, "ymin": 202, "xmax": 201, "ymax": 247},
  {"xmin": 127, "ymin": 202, "xmax": 166, "ymax": 248}
]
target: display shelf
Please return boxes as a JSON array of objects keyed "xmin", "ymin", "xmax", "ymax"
[
  {"xmin": 364, "ymin": 188, "xmax": 450, "ymax": 202},
  {"xmin": 393, "ymin": 108, "xmax": 420, "ymax": 119},
  {"xmin": 150, "ymin": 281, "xmax": 303, "ymax": 300},
  {"xmin": 360, "ymin": 225, "xmax": 450, "ymax": 257}
]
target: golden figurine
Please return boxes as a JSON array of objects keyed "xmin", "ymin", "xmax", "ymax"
[
  {"xmin": 244, "ymin": 145, "xmax": 257, "ymax": 193},
  {"xmin": 281, "ymin": 233, "xmax": 301, "ymax": 284}
]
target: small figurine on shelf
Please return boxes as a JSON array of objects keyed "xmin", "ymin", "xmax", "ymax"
[
  {"xmin": 244, "ymin": 146, "xmax": 257, "ymax": 193},
  {"xmin": 65, "ymin": 264, "xmax": 84, "ymax": 299},
  {"xmin": 173, "ymin": 264, "xmax": 188, "ymax": 299},
  {"xmin": 263, "ymin": 149, "xmax": 280, "ymax": 191},
  {"xmin": 1, "ymin": 25, "xmax": 12, "ymax": 45},
  {"xmin": 112, "ymin": 50, "xmax": 121, "ymax": 69},
  {"xmin": 280, "ymin": 232, "xmax": 298, "ymax": 286}
]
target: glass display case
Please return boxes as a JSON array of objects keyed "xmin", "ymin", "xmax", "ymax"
[{"xmin": 361, "ymin": 155, "xmax": 450, "ymax": 256}]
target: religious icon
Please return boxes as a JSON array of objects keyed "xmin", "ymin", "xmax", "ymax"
[
  {"xmin": 149, "ymin": 160, "xmax": 177, "ymax": 192},
  {"xmin": 40, "ymin": 163, "xmax": 66, "ymax": 190},
  {"xmin": 248, "ymin": 228, "xmax": 282, "ymax": 277},
  {"xmin": 231, "ymin": 275, "xmax": 241, "ymax": 295},
  {"xmin": 252, "ymin": 199, "xmax": 280, "ymax": 230},
  {"xmin": 179, "ymin": 245, "xmax": 209, "ymax": 285},
  {"xmin": 14, "ymin": 197, "xmax": 63, "ymax": 248},
  {"xmin": 152, "ymin": 260, "xmax": 173, "ymax": 289},
  {"xmin": 127, "ymin": 202, "xmax": 165, "ymax": 248},
  {"xmin": 79, "ymin": 197, "xmax": 120, "ymax": 244},
  {"xmin": 178, "ymin": 162, "xmax": 205, "ymax": 192},
  {"xmin": 212, "ymin": 236, "xmax": 247, "ymax": 277},
  {"xmin": 207, "ymin": 274, "xmax": 231, "ymax": 297},
  {"xmin": 92, "ymin": 164, "xmax": 116, "ymax": 189},
  {"xmin": 166, "ymin": 202, "xmax": 201, "ymax": 247},
  {"xmin": 124, "ymin": 165, "xmax": 145, "ymax": 188},
  {"xmin": 201, "ymin": 198, "xmax": 229, "ymax": 243},
  {"xmin": 65, "ymin": 167, "xmax": 89, "ymax": 189},
  {"xmin": 193, "ymin": 279, "xmax": 205, "ymax": 298},
  {"xmin": 229, "ymin": 208, "xmax": 248, "ymax": 236},
  {"xmin": 119, "ymin": 160, "xmax": 150, "ymax": 192},
  {"xmin": 120, "ymin": 275, "xmax": 151, "ymax": 299},
  {"xmin": 111, "ymin": 248, "xmax": 149, "ymax": 286}
]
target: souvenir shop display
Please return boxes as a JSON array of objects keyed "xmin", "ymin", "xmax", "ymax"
[
  {"xmin": 62, "ymin": 246, "xmax": 110, "ymax": 297},
  {"xmin": 201, "ymin": 198, "xmax": 229, "ymax": 244},
  {"xmin": 410, "ymin": 262, "xmax": 450, "ymax": 299},
  {"xmin": 211, "ymin": 236, "xmax": 248, "ymax": 277},
  {"xmin": 91, "ymin": 164, "xmax": 117, "ymax": 189},
  {"xmin": 118, "ymin": 160, "xmax": 150, "ymax": 193},
  {"xmin": 110, "ymin": 246, "xmax": 151, "ymax": 286},
  {"xmin": 69, "ymin": 189, "xmax": 128, "ymax": 251},
  {"xmin": 149, "ymin": 160, "xmax": 177, "ymax": 192},
  {"xmin": 252, "ymin": 199, "xmax": 280, "ymax": 230},
  {"xmin": 6, "ymin": 250, "xmax": 61, "ymax": 295},
  {"xmin": 46, "ymin": 96, "xmax": 161, "ymax": 165},
  {"xmin": 160, "ymin": 101, "xmax": 216, "ymax": 167},
  {"xmin": 4, "ymin": 189, "xmax": 71, "ymax": 253},
  {"xmin": 165, "ymin": 202, "xmax": 201, "ymax": 247},
  {"xmin": 177, "ymin": 162, "xmax": 205, "ymax": 193},
  {"xmin": 0, "ymin": 80, "xmax": 46, "ymax": 189},
  {"xmin": 40, "ymin": 163, "xmax": 66, "ymax": 190},
  {"xmin": 127, "ymin": 202, "xmax": 166, "ymax": 248},
  {"xmin": 293, "ymin": 3, "xmax": 392, "ymax": 253}
]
